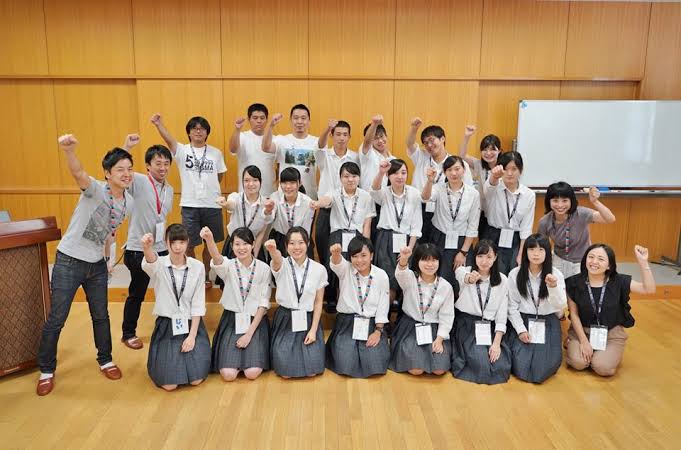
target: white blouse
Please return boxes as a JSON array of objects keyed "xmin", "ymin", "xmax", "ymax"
[
  {"xmin": 142, "ymin": 255, "xmax": 206, "ymax": 319},
  {"xmin": 330, "ymin": 258, "xmax": 390, "ymax": 324},
  {"xmin": 425, "ymin": 183, "xmax": 481, "ymax": 237},
  {"xmin": 212, "ymin": 257, "xmax": 272, "ymax": 315},
  {"xmin": 267, "ymin": 189, "xmax": 315, "ymax": 235},
  {"xmin": 506, "ymin": 267, "xmax": 567, "ymax": 334},
  {"xmin": 370, "ymin": 185, "xmax": 423, "ymax": 238},
  {"xmin": 328, "ymin": 187, "xmax": 376, "ymax": 234},
  {"xmin": 225, "ymin": 192, "xmax": 273, "ymax": 235},
  {"xmin": 271, "ymin": 257, "xmax": 328, "ymax": 311},
  {"xmin": 454, "ymin": 266, "xmax": 509, "ymax": 334},
  {"xmin": 483, "ymin": 180, "xmax": 536, "ymax": 240}
]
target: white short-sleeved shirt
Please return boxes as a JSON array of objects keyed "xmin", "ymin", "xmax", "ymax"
[
  {"xmin": 408, "ymin": 147, "xmax": 474, "ymax": 191},
  {"xmin": 330, "ymin": 259, "xmax": 390, "ymax": 324},
  {"xmin": 483, "ymin": 180, "xmax": 536, "ymax": 239},
  {"xmin": 454, "ymin": 266, "xmax": 508, "ymax": 334},
  {"xmin": 370, "ymin": 185, "xmax": 423, "ymax": 238},
  {"xmin": 142, "ymin": 255, "xmax": 206, "ymax": 319},
  {"xmin": 507, "ymin": 267, "xmax": 567, "ymax": 334},
  {"xmin": 328, "ymin": 187, "xmax": 376, "ymax": 234},
  {"xmin": 225, "ymin": 192, "xmax": 273, "ymax": 236},
  {"xmin": 175, "ymin": 143, "xmax": 227, "ymax": 208},
  {"xmin": 268, "ymin": 189, "xmax": 315, "ymax": 235},
  {"xmin": 358, "ymin": 143, "xmax": 394, "ymax": 192},
  {"xmin": 273, "ymin": 134, "xmax": 319, "ymax": 199},
  {"xmin": 212, "ymin": 258, "xmax": 272, "ymax": 315},
  {"xmin": 271, "ymin": 257, "xmax": 328, "ymax": 311},
  {"xmin": 235, "ymin": 130, "xmax": 276, "ymax": 196},
  {"xmin": 395, "ymin": 267, "xmax": 455, "ymax": 338},
  {"xmin": 426, "ymin": 183, "xmax": 481, "ymax": 238},
  {"xmin": 315, "ymin": 147, "xmax": 359, "ymax": 198}
]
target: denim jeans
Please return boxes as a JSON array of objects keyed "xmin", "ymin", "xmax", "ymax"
[
  {"xmin": 122, "ymin": 249, "xmax": 167, "ymax": 339},
  {"xmin": 38, "ymin": 251, "xmax": 111, "ymax": 373}
]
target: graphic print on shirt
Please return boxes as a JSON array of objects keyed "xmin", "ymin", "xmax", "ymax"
[
  {"xmin": 184, "ymin": 153, "xmax": 216, "ymax": 174},
  {"xmin": 81, "ymin": 202, "xmax": 114, "ymax": 245},
  {"xmin": 283, "ymin": 146, "xmax": 316, "ymax": 173}
]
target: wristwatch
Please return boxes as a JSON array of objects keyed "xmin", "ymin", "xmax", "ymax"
[
  {"xmin": 375, "ymin": 326, "xmax": 385, "ymax": 334},
  {"xmin": 459, "ymin": 249, "xmax": 468, "ymax": 256}
]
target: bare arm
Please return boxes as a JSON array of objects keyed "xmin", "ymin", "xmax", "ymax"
[
  {"xmin": 200, "ymin": 227, "xmax": 223, "ymax": 266},
  {"xmin": 630, "ymin": 245, "xmax": 656, "ymax": 294},
  {"xmin": 458, "ymin": 125, "xmax": 479, "ymax": 167},
  {"xmin": 265, "ymin": 239, "xmax": 283, "ymax": 272},
  {"xmin": 363, "ymin": 115, "xmax": 383, "ymax": 154},
  {"xmin": 405, "ymin": 117, "xmax": 423, "ymax": 156},
  {"xmin": 585, "ymin": 187, "xmax": 616, "ymax": 224},
  {"xmin": 318, "ymin": 119, "xmax": 336, "ymax": 149},
  {"xmin": 150, "ymin": 114, "xmax": 177, "ymax": 154},
  {"xmin": 58, "ymin": 135, "xmax": 91, "ymax": 190},
  {"xmin": 262, "ymin": 113, "xmax": 282, "ymax": 154},
  {"xmin": 362, "ymin": 217, "xmax": 371, "ymax": 239},
  {"xmin": 229, "ymin": 117, "xmax": 246, "ymax": 154}
]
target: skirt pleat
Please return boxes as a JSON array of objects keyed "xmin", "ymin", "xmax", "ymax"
[{"xmin": 325, "ymin": 313, "xmax": 390, "ymax": 378}]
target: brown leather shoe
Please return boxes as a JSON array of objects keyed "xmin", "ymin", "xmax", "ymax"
[
  {"xmin": 36, "ymin": 375, "xmax": 55, "ymax": 396},
  {"xmin": 101, "ymin": 365, "xmax": 123, "ymax": 380},
  {"xmin": 122, "ymin": 336, "xmax": 143, "ymax": 350}
]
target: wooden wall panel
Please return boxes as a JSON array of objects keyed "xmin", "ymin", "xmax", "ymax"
[
  {"xmin": 136, "ymin": 80, "xmax": 226, "ymax": 193},
  {"xmin": 476, "ymin": 81, "xmax": 561, "ymax": 150},
  {"xmin": 132, "ymin": 0, "xmax": 222, "ymax": 77},
  {"xmin": 480, "ymin": 0, "xmax": 569, "ymax": 79},
  {"xmin": 394, "ymin": 0, "xmax": 482, "ymax": 78},
  {"xmin": 0, "ymin": 0, "xmax": 49, "ymax": 75},
  {"xmin": 0, "ymin": 193, "xmax": 62, "ymax": 257},
  {"xmin": 626, "ymin": 197, "xmax": 681, "ymax": 262},
  {"xmin": 0, "ymin": 81, "xmax": 60, "ymax": 189},
  {"xmin": 308, "ymin": 0, "xmax": 395, "ymax": 78},
  {"xmin": 559, "ymin": 81, "xmax": 637, "ymax": 100},
  {"xmin": 53, "ymin": 81, "xmax": 139, "ymax": 188},
  {"xmin": 221, "ymin": 0, "xmax": 308, "ymax": 77},
  {"xmin": 640, "ymin": 3, "xmax": 681, "ymax": 100},
  {"xmin": 44, "ymin": 0, "xmax": 135, "ymax": 76},
  {"xmin": 564, "ymin": 2, "xmax": 650, "ymax": 79}
]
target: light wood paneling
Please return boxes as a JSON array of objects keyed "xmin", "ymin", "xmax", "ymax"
[
  {"xmin": 132, "ymin": 0, "xmax": 222, "ymax": 77},
  {"xmin": 220, "ymin": 0, "xmax": 308, "ymax": 77},
  {"xmin": 0, "ymin": 0, "xmax": 48, "ymax": 75},
  {"xmin": 476, "ymin": 81, "xmax": 561, "ymax": 150},
  {"xmin": 626, "ymin": 197, "xmax": 681, "ymax": 262},
  {"xmin": 559, "ymin": 81, "xmax": 637, "ymax": 100},
  {"xmin": 641, "ymin": 3, "xmax": 681, "ymax": 100},
  {"xmin": 480, "ymin": 0, "xmax": 569, "ymax": 78},
  {"xmin": 564, "ymin": 2, "xmax": 650, "ymax": 79},
  {"xmin": 43, "ymin": 0, "xmax": 135, "ymax": 76},
  {"xmin": 308, "ymin": 0, "xmax": 395, "ymax": 78},
  {"xmin": 394, "ymin": 0, "xmax": 482, "ymax": 78},
  {"xmin": 0, "ymin": 193, "xmax": 62, "ymax": 257},
  {"xmin": 136, "ymin": 80, "xmax": 226, "ymax": 193},
  {"xmin": 0, "ymin": 81, "xmax": 60, "ymax": 189}
]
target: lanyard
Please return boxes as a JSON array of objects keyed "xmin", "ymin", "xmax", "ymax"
[
  {"xmin": 190, "ymin": 144, "xmax": 208, "ymax": 178},
  {"xmin": 340, "ymin": 190, "xmax": 359, "ymax": 229},
  {"xmin": 354, "ymin": 271, "xmax": 373, "ymax": 315},
  {"xmin": 416, "ymin": 276, "xmax": 440, "ymax": 322},
  {"xmin": 586, "ymin": 278, "xmax": 608, "ymax": 326},
  {"xmin": 429, "ymin": 158, "xmax": 445, "ymax": 183},
  {"xmin": 234, "ymin": 259, "xmax": 257, "ymax": 306},
  {"xmin": 390, "ymin": 187, "xmax": 407, "ymax": 228},
  {"xmin": 288, "ymin": 257, "xmax": 310, "ymax": 302},
  {"xmin": 147, "ymin": 173, "xmax": 166, "ymax": 216},
  {"xmin": 526, "ymin": 279, "xmax": 541, "ymax": 319},
  {"xmin": 284, "ymin": 200, "xmax": 296, "ymax": 229},
  {"xmin": 241, "ymin": 193, "xmax": 261, "ymax": 229},
  {"xmin": 504, "ymin": 189, "xmax": 521, "ymax": 225},
  {"xmin": 446, "ymin": 185, "xmax": 464, "ymax": 223},
  {"xmin": 476, "ymin": 280, "xmax": 492, "ymax": 315},
  {"xmin": 105, "ymin": 183, "xmax": 127, "ymax": 237},
  {"xmin": 552, "ymin": 212, "xmax": 572, "ymax": 255},
  {"xmin": 168, "ymin": 266, "xmax": 189, "ymax": 308}
]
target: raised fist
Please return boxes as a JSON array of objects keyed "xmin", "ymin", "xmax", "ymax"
[
  {"xmin": 141, "ymin": 233, "xmax": 154, "ymax": 248},
  {"xmin": 150, "ymin": 113, "xmax": 162, "ymax": 126},
  {"xmin": 410, "ymin": 117, "xmax": 423, "ymax": 128},
  {"xmin": 199, "ymin": 226, "xmax": 214, "ymax": 241},
  {"xmin": 58, "ymin": 134, "xmax": 78, "ymax": 152},
  {"xmin": 464, "ymin": 125, "xmax": 476, "ymax": 137},
  {"xmin": 235, "ymin": 117, "xmax": 247, "ymax": 130},
  {"xmin": 270, "ymin": 113, "xmax": 283, "ymax": 127}
]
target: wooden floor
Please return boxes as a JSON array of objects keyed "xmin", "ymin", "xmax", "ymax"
[{"xmin": 2, "ymin": 300, "xmax": 681, "ymax": 450}]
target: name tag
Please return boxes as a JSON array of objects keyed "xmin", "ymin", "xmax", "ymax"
[
  {"xmin": 528, "ymin": 318, "xmax": 546, "ymax": 344},
  {"xmin": 392, "ymin": 233, "xmax": 407, "ymax": 253},
  {"xmin": 342, "ymin": 232, "xmax": 355, "ymax": 252},
  {"xmin": 475, "ymin": 320, "xmax": 492, "ymax": 346},
  {"xmin": 235, "ymin": 312, "xmax": 251, "ymax": 335},
  {"xmin": 590, "ymin": 325, "xmax": 608, "ymax": 351},
  {"xmin": 445, "ymin": 232, "xmax": 460, "ymax": 249},
  {"xmin": 172, "ymin": 314, "xmax": 189, "ymax": 336},
  {"xmin": 415, "ymin": 323, "xmax": 433, "ymax": 346},
  {"xmin": 499, "ymin": 228, "xmax": 515, "ymax": 249},
  {"xmin": 291, "ymin": 309, "xmax": 308, "ymax": 333},
  {"xmin": 155, "ymin": 221, "xmax": 166, "ymax": 243},
  {"xmin": 425, "ymin": 201, "xmax": 435, "ymax": 213},
  {"xmin": 352, "ymin": 315, "xmax": 370, "ymax": 341}
]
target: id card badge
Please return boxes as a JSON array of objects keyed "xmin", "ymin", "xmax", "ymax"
[
  {"xmin": 475, "ymin": 320, "xmax": 492, "ymax": 346},
  {"xmin": 590, "ymin": 325, "xmax": 608, "ymax": 351},
  {"xmin": 155, "ymin": 221, "xmax": 166, "ymax": 243},
  {"xmin": 425, "ymin": 201, "xmax": 436, "ymax": 213},
  {"xmin": 291, "ymin": 309, "xmax": 308, "ymax": 333},
  {"xmin": 342, "ymin": 232, "xmax": 355, "ymax": 252},
  {"xmin": 445, "ymin": 232, "xmax": 460, "ymax": 249},
  {"xmin": 415, "ymin": 323, "xmax": 433, "ymax": 346},
  {"xmin": 235, "ymin": 312, "xmax": 251, "ymax": 335},
  {"xmin": 352, "ymin": 315, "xmax": 370, "ymax": 341},
  {"xmin": 528, "ymin": 318, "xmax": 546, "ymax": 344},
  {"xmin": 392, "ymin": 233, "xmax": 407, "ymax": 253},
  {"xmin": 499, "ymin": 228, "xmax": 515, "ymax": 249},
  {"xmin": 172, "ymin": 314, "xmax": 189, "ymax": 336}
]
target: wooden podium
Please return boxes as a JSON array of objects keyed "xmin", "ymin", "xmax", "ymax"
[{"xmin": 0, "ymin": 217, "xmax": 61, "ymax": 377}]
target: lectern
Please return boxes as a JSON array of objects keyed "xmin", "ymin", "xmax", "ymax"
[{"xmin": 0, "ymin": 217, "xmax": 61, "ymax": 376}]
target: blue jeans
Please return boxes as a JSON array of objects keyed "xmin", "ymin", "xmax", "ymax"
[{"xmin": 38, "ymin": 251, "xmax": 112, "ymax": 373}]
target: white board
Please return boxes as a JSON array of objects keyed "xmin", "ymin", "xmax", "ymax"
[{"xmin": 516, "ymin": 100, "xmax": 681, "ymax": 188}]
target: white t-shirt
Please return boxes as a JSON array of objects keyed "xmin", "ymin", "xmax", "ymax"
[
  {"xmin": 235, "ymin": 130, "xmax": 276, "ymax": 196},
  {"xmin": 315, "ymin": 147, "xmax": 359, "ymax": 198},
  {"xmin": 409, "ymin": 147, "xmax": 474, "ymax": 191},
  {"xmin": 175, "ymin": 143, "xmax": 227, "ymax": 208},
  {"xmin": 358, "ymin": 143, "xmax": 394, "ymax": 191},
  {"xmin": 273, "ymin": 134, "xmax": 319, "ymax": 199}
]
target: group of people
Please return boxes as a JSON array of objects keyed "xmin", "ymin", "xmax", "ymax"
[{"xmin": 34, "ymin": 103, "xmax": 657, "ymax": 397}]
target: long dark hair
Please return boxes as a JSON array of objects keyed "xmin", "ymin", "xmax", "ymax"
[
  {"xmin": 471, "ymin": 239, "xmax": 502, "ymax": 287},
  {"xmin": 517, "ymin": 234, "xmax": 553, "ymax": 299}
]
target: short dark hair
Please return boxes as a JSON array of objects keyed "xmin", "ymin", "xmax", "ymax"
[
  {"xmin": 332, "ymin": 120, "xmax": 351, "ymax": 136},
  {"xmin": 185, "ymin": 116, "xmax": 211, "ymax": 137},
  {"xmin": 165, "ymin": 223, "xmax": 189, "ymax": 243},
  {"xmin": 280, "ymin": 167, "xmax": 301, "ymax": 184},
  {"xmin": 410, "ymin": 243, "xmax": 441, "ymax": 277},
  {"xmin": 545, "ymin": 181, "xmax": 578, "ymax": 215},
  {"xmin": 242, "ymin": 165, "xmax": 262, "ymax": 184},
  {"xmin": 497, "ymin": 151, "xmax": 524, "ymax": 173},
  {"xmin": 285, "ymin": 226, "xmax": 310, "ymax": 246},
  {"xmin": 348, "ymin": 235, "xmax": 374, "ymax": 258},
  {"xmin": 471, "ymin": 239, "xmax": 502, "ymax": 287},
  {"xmin": 442, "ymin": 155, "xmax": 465, "ymax": 172},
  {"xmin": 102, "ymin": 148, "xmax": 133, "ymax": 172},
  {"xmin": 363, "ymin": 123, "xmax": 387, "ymax": 137},
  {"xmin": 516, "ymin": 233, "xmax": 553, "ymax": 299},
  {"xmin": 339, "ymin": 161, "xmax": 360, "ymax": 177},
  {"xmin": 420, "ymin": 125, "xmax": 445, "ymax": 143},
  {"xmin": 290, "ymin": 104, "xmax": 310, "ymax": 119},
  {"xmin": 231, "ymin": 226, "xmax": 255, "ymax": 246},
  {"xmin": 580, "ymin": 243, "xmax": 618, "ymax": 278},
  {"xmin": 247, "ymin": 103, "xmax": 269, "ymax": 118},
  {"xmin": 479, "ymin": 134, "xmax": 502, "ymax": 170},
  {"xmin": 144, "ymin": 145, "xmax": 172, "ymax": 165}
]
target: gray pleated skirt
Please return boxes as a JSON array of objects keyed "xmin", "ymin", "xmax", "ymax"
[
  {"xmin": 450, "ymin": 311, "xmax": 511, "ymax": 385},
  {"xmin": 325, "ymin": 313, "xmax": 390, "ymax": 378},
  {"xmin": 430, "ymin": 227, "xmax": 465, "ymax": 297},
  {"xmin": 374, "ymin": 229, "xmax": 401, "ymax": 292},
  {"xmin": 211, "ymin": 309, "xmax": 271, "ymax": 372},
  {"xmin": 388, "ymin": 314, "xmax": 451, "ymax": 373},
  {"xmin": 270, "ymin": 306, "xmax": 325, "ymax": 378},
  {"xmin": 147, "ymin": 317, "xmax": 211, "ymax": 387},
  {"xmin": 505, "ymin": 312, "xmax": 562, "ymax": 383}
]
